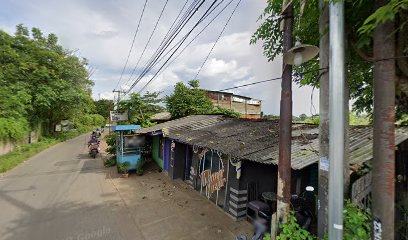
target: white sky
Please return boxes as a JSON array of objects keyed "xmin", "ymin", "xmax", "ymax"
[{"xmin": 0, "ymin": 0, "xmax": 319, "ymax": 116}]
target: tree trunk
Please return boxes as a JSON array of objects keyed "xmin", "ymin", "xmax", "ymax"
[{"xmin": 372, "ymin": 0, "xmax": 396, "ymax": 238}]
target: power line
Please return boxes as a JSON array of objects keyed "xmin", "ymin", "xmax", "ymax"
[
  {"xmin": 146, "ymin": 0, "xmax": 236, "ymax": 85},
  {"xmin": 114, "ymin": 0, "xmax": 148, "ymax": 91},
  {"xmin": 123, "ymin": 0, "xmax": 170, "ymax": 88},
  {"xmin": 136, "ymin": 0, "xmax": 223, "ymax": 94},
  {"xmin": 218, "ymin": 67, "xmax": 330, "ymax": 91},
  {"xmin": 122, "ymin": 0, "xmax": 191, "ymax": 91},
  {"xmin": 194, "ymin": 0, "xmax": 241, "ymax": 80},
  {"xmin": 132, "ymin": 0, "xmax": 229, "ymax": 94},
  {"xmin": 126, "ymin": 0, "xmax": 207, "ymax": 93}
]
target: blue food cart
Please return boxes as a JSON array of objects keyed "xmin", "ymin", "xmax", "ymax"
[{"xmin": 112, "ymin": 125, "xmax": 144, "ymax": 172}]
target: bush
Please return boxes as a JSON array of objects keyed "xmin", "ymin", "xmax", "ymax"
[
  {"xmin": 276, "ymin": 212, "xmax": 315, "ymax": 240},
  {"xmin": 104, "ymin": 156, "xmax": 116, "ymax": 167},
  {"xmin": 0, "ymin": 117, "xmax": 30, "ymax": 141},
  {"xmin": 119, "ymin": 162, "xmax": 130, "ymax": 173},
  {"xmin": 75, "ymin": 114, "xmax": 105, "ymax": 130},
  {"xmin": 342, "ymin": 200, "xmax": 371, "ymax": 240}
]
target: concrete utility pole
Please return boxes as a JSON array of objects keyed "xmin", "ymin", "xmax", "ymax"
[
  {"xmin": 317, "ymin": 0, "xmax": 329, "ymax": 237},
  {"xmin": 328, "ymin": 1, "xmax": 345, "ymax": 239},
  {"xmin": 276, "ymin": 0, "xmax": 294, "ymax": 232},
  {"xmin": 112, "ymin": 90, "xmax": 125, "ymax": 110},
  {"xmin": 372, "ymin": 0, "xmax": 396, "ymax": 238}
]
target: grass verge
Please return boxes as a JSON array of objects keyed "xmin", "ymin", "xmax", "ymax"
[{"xmin": 0, "ymin": 126, "xmax": 98, "ymax": 173}]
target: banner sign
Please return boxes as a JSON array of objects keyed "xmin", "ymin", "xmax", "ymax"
[{"xmin": 110, "ymin": 111, "xmax": 128, "ymax": 122}]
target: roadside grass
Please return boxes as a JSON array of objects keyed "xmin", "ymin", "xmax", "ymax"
[{"xmin": 0, "ymin": 126, "xmax": 98, "ymax": 173}]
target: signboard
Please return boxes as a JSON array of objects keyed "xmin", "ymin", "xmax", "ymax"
[
  {"xmin": 110, "ymin": 111, "xmax": 128, "ymax": 122},
  {"xmin": 55, "ymin": 125, "xmax": 62, "ymax": 132}
]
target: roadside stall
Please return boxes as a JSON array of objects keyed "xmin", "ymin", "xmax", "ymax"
[{"xmin": 112, "ymin": 125, "xmax": 145, "ymax": 172}]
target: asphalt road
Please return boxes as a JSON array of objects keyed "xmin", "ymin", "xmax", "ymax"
[{"xmin": 0, "ymin": 134, "xmax": 143, "ymax": 240}]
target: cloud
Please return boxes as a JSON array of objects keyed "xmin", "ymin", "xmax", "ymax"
[{"xmin": 0, "ymin": 0, "xmax": 319, "ymax": 116}]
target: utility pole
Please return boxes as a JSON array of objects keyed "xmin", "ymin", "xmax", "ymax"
[
  {"xmin": 328, "ymin": 1, "xmax": 345, "ymax": 239},
  {"xmin": 112, "ymin": 90, "xmax": 125, "ymax": 110},
  {"xmin": 276, "ymin": 0, "xmax": 294, "ymax": 234},
  {"xmin": 317, "ymin": 0, "xmax": 329, "ymax": 237},
  {"xmin": 372, "ymin": 0, "xmax": 396, "ymax": 238}
]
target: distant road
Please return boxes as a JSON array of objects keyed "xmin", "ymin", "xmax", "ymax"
[{"xmin": 0, "ymin": 133, "xmax": 144, "ymax": 240}]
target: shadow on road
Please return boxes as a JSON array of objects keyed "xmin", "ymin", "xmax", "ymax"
[{"xmin": 1, "ymin": 199, "xmax": 127, "ymax": 240}]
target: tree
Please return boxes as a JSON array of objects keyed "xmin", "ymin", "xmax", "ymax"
[
  {"xmin": 298, "ymin": 113, "xmax": 307, "ymax": 121},
  {"xmin": 94, "ymin": 99, "xmax": 114, "ymax": 119},
  {"xmin": 118, "ymin": 91, "xmax": 164, "ymax": 127},
  {"xmin": 165, "ymin": 80, "xmax": 214, "ymax": 118},
  {"xmin": 165, "ymin": 80, "xmax": 240, "ymax": 119},
  {"xmin": 251, "ymin": 0, "xmax": 408, "ymax": 120},
  {"xmin": 0, "ymin": 25, "xmax": 95, "ymax": 137}
]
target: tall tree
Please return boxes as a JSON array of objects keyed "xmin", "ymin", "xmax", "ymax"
[
  {"xmin": 165, "ymin": 80, "xmax": 214, "ymax": 119},
  {"xmin": 118, "ymin": 91, "xmax": 164, "ymax": 127},
  {"xmin": 251, "ymin": 0, "xmax": 408, "ymax": 120},
  {"xmin": 94, "ymin": 99, "xmax": 114, "ymax": 119},
  {"xmin": 0, "ymin": 25, "xmax": 95, "ymax": 136}
]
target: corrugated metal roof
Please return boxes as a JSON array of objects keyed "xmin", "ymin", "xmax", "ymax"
[
  {"xmin": 135, "ymin": 115, "xmax": 227, "ymax": 134},
  {"xmin": 137, "ymin": 116, "xmax": 408, "ymax": 170},
  {"xmin": 151, "ymin": 112, "xmax": 172, "ymax": 121}
]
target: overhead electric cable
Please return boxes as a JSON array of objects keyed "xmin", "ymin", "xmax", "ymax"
[
  {"xmin": 147, "ymin": 0, "xmax": 235, "ymax": 84},
  {"xmin": 129, "ymin": 0, "xmax": 227, "ymax": 94},
  {"xmin": 127, "ymin": 0, "xmax": 206, "ymax": 90},
  {"xmin": 134, "ymin": 0, "xmax": 222, "ymax": 93},
  {"xmin": 124, "ymin": 0, "xmax": 170, "ymax": 87},
  {"xmin": 122, "ymin": 0, "xmax": 191, "ymax": 90},
  {"xmin": 218, "ymin": 67, "xmax": 330, "ymax": 91},
  {"xmin": 193, "ymin": 0, "xmax": 241, "ymax": 80},
  {"xmin": 114, "ymin": 0, "xmax": 148, "ymax": 91}
]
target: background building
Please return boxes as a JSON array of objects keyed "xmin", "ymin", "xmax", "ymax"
[{"xmin": 206, "ymin": 90, "xmax": 262, "ymax": 119}]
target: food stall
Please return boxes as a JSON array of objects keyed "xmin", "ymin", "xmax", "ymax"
[{"xmin": 111, "ymin": 125, "xmax": 145, "ymax": 172}]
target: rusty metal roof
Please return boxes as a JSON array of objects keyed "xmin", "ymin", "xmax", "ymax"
[
  {"xmin": 138, "ymin": 116, "xmax": 408, "ymax": 170},
  {"xmin": 135, "ymin": 115, "xmax": 227, "ymax": 135}
]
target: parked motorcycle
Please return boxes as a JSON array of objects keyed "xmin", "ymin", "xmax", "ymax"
[
  {"xmin": 236, "ymin": 186, "xmax": 316, "ymax": 240},
  {"xmin": 290, "ymin": 186, "xmax": 315, "ymax": 230}
]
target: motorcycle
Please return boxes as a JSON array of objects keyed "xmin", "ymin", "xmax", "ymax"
[
  {"xmin": 236, "ymin": 186, "xmax": 316, "ymax": 240},
  {"xmin": 88, "ymin": 142, "xmax": 100, "ymax": 158}
]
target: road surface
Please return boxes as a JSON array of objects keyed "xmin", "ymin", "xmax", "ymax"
[{"xmin": 0, "ymin": 134, "xmax": 143, "ymax": 240}]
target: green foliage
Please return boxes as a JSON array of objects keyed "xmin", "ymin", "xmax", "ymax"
[
  {"xmin": 119, "ymin": 162, "xmax": 130, "ymax": 173},
  {"xmin": 342, "ymin": 201, "xmax": 371, "ymax": 240},
  {"xmin": 0, "ymin": 138, "xmax": 57, "ymax": 173},
  {"xmin": 300, "ymin": 113, "xmax": 370, "ymax": 125},
  {"xmin": 272, "ymin": 201, "xmax": 371, "ymax": 240},
  {"xmin": 75, "ymin": 114, "xmax": 105, "ymax": 130},
  {"xmin": 166, "ymin": 80, "xmax": 239, "ymax": 119},
  {"xmin": 358, "ymin": 0, "xmax": 408, "ymax": 47},
  {"xmin": 94, "ymin": 99, "xmax": 114, "ymax": 120},
  {"xmin": 118, "ymin": 91, "xmax": 164, "ymax": 127},
  {"xmin": 276, "ymin": 212, "xmax": 315, "ymax": 240},
  {"xmin": 396, "ymin": 114, "xmax": 408, "ymax": 125},
  {"xmin": 0, "ymin": 117, "xmax": 30, "ymax": 141},
  {"xmin": 0, "ymin": 25, "xmax": 95, "ymax": 138},
  {"xmin": 0, "ymin": 127, "xmax": 91, "ymax": 173},
  {"xmin": 251, "ymin": 0, "xmax": 408, "ymax": 121},
  {"xmin": 165, "ymin": 81, "xmax": 214, "ymax": 118},
  {"xmin": 211, "ymin": 106, "xmax": 241, "ymax": 118},
  {"xmin": 105, "ymin": 133, "xmax": 116, "ymax": 155},
  {"xmin": 104, "ymin": 155, "xmax": 116, "ymax": 167}
]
